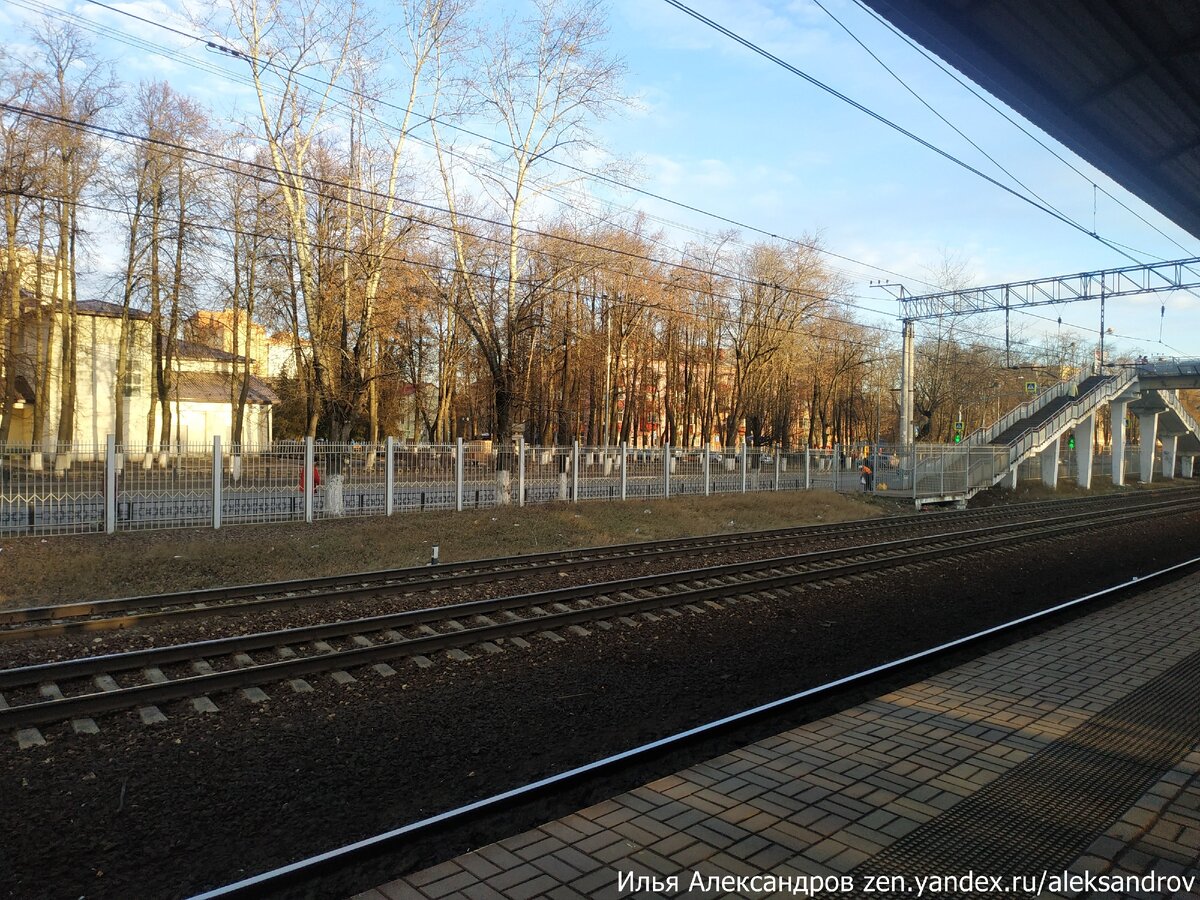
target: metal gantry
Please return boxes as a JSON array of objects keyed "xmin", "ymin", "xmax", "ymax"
[
  {"xmin": 888, "ymin": 256, "xmax": 1200, "ymax": 447},
  {"xmin": 899, "ymin": 257, "xmax": 1200, "ymax": 321}
]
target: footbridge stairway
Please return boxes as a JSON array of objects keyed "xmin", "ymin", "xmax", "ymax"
[{"xmin": 909, "ymin": 362, "xmax": 1200, "ymax": 506}]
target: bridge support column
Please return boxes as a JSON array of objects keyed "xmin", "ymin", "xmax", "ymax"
[
  {"xmin": 1184, "ymin": 456, "xmax": 1195, "ymax": 479},
  {"xmin": 1075, "ymin": 413, "xmax": 1095, "ymax": 490},
  {"xmin": 1005, "ymin": 466, "xmax": 1018, "ymax": 490},
  {"xmin": 1040, "ymin": 442, "xmax": 1060, "ymax": 489},
  {"xmin": 1110, "ymin": 399, "xmax": 1126, "ymax": 485},
  {"xmin": 1161, "ymin": 435, "xmax": 1178, "ymax": 479},
  {"xmin": 1139, "ymin": 412, "xmax": 1159, "ymax": 483}
]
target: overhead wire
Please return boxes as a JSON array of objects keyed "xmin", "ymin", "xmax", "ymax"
[
  {"xmin": 53, "ymin": 0, "xmax": 941, "ymax": 290},
  {"xmin": 0, "ymin": 0, "xmax": 952, "ymax": 313},
  {"xmin": 851, "ymin": 0, "xmax": 1200, "ymax": 261},
  {"xmin": 0, "ymin": 100, "xmax": 1078, "ymax": 361},
  {"xmin": 4, "ymin": 187, "xmax": 907, "ymax": 356},
  {"xmin": 808, "ymin": 0, "xmax": 1165, "ymax": 263},
  {"xmin": 660, "ymin": 0, "xmax": 1149, "ymax": 266},
  {"xmin": 840, "ymin": 0, "xmax": 1200, "ymax": 325},
  {"xmin": 2, "ymin": 7, "xmax": 1133, "ymax": 361}
]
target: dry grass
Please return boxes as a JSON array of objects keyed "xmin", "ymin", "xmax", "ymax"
[{"xmin": 0, "ymin": 490, "xmax": 885, "ymax": 607}]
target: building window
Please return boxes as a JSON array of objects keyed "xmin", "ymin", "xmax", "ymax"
[{"xmin": 123, "ymin": 371, "xmax": 142, "ymax": 396}]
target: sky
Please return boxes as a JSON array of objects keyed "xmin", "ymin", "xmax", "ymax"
[{"xmin": 4, "ymin": 0, "xmax": 1200, "ymax": 360}]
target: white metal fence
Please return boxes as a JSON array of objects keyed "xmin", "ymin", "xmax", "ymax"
[{"xmin": 0, "ymin": 435, "xmax": 1189, "ymax": 536}]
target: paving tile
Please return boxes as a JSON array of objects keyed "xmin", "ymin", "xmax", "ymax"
[
  {"xmin": 377, "ymin": 884, "xmax": 428, "ymax": 900},
  {"xmin": 514, "ymin": 835, "xmax": 567, "ymax": 862},
  {"xmin": 670, "ymin": 840, "xmax": 720, "ymax": 868},
  {"xmin": 371, "ymin": 576, "xmax": 1200, "ymax": 900},
  {"xmin": 421, "ymin": 871, "xmax": 477, "ymax": 899},
  {"xmin": 487, "ymin": 863, "xmax": 544, "ymax": 892},
  {"xmin": 474, "ymin": 843, "xmax": 525, "ymax": 871},
  {"xmin": 569, "ymin": 867, "xmax": 614, "ymax": 896},
  {"xmin": 506, "ymin": 873, "xmax": 562, "ymax": 900},
  {"xmin": 405, "ymin": 861, "xmax": 461, "ymax": 888}
]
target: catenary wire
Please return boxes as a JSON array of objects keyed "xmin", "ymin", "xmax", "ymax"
[
  {"xmin": 851, "ymin": 0, "xmax": 1200, "ymax": 261},
  {"xmin": 661, "ymin": 0, "xmax": 1146, "ymax": 266},
  {"xmin": 54, "ymin": 0, "xmax": 941, "ymax": 289}
]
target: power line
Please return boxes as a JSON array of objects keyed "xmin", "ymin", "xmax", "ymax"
[
  {"xmin": 661, "ymin": 0, "xmax": 1145, "ymax": 265},
  {"xmin": 809, "ymin": 0, "xmax": 1162, "ymax": 264},
  {"xmin": 851, "ymin": 0, "xmax": 1200, "ymax": 261},
  {"xmin": 17, "ymin": 178, "xmax": 1076, "ymax": 362},
  {"xmin": 26, "ymin": 0, "xmax": 940, "ymax": 290},
  {"xmin": 4, "ymin": 101, "xmax": 860, "ymax": 308},
  {"xmin": 5, "ymin": 186, "xmax": 906, "ymax": 355},
  {"xmin": 0, "ymin": 105, "xmax": 1070, "ymax": 360},
  {"xmin": 7, "ymin": 0, "xmax": 1173, "ymax": 364}
]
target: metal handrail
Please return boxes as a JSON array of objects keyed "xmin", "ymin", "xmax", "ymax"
[
  {"xmin": 1135, "ymin": 360, "xmax": 1200, "ymax": 379},
  {"xmin": 1157, "ymin": 389, "xmax": 1200, "ymax": 437},
  {"xmin": 966, "ymin": 379, "xmax": 1073, "ymax": 446},
  {"xmin": 1005, "ymin": 372, "xmax": 1137, "ymax": 467}
]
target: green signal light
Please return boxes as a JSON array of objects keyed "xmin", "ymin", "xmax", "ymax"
[
  {"xmin": 954, "ymin": 433, "xmax": 962, "ymax": 443},
  {"xmin": 1068, "ymin": 434, "xmax": 1075, "ymax": 449}
]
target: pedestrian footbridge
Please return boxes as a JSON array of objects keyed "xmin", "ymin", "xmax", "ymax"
[{"xmin": 905, "ymin": 361, "xmax": 1200, "ymax": 507}]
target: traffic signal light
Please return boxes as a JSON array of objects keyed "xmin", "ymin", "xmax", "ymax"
[
  {"xmin": 953, "ymin": 421, "xmax": 964, "ymax": 443},
  {"xmin": 1067, "ymin": 432, "xmax": 1075, "ymax": 450}
]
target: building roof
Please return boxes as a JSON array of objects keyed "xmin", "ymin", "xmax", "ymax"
[
  {"xmin": 77, "ymin": 300, "xmax": 152, "ymax": 320},
  {"xmin": 175, "ymin": 340, "xmax": 244, "ymax": 363},
  {"xmin": 174, "ymin": 371, "xmax": 280, "ymax": 405}
]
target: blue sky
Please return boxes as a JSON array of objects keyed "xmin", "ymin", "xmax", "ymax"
[
  {"xmin": 601, "ymin": 0, "xmax": 1200, "ymax": 357},
  {"xmin": 5, "ymin": 0, "xmax": 1200, "ymax": 358}
]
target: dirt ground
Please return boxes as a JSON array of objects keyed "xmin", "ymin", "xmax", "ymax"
[{"xmin": 0, "ymin": 490, "xmax": 887, "ymax": 606}]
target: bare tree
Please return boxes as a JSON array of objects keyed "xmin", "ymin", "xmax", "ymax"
[
  {"xmin": 0, "ymin": 49, "xmax": 45, "ymax": 444},
  {"xmin": 433, "ymin": 0, "xmax": 625, "ymax": 500},
  {"xmin": 27, "ymin": 21, "xmax": 117, "ymax": 471}
]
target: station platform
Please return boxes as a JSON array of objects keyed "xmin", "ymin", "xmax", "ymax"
[{"xmin": 356, "ymin": 570, "xmax": 1200, "ymax": 900}]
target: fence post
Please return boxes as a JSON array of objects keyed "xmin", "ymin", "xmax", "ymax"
[
  {"xmin": 620, "ymin": 441, "xmax": 627, "ymax": 501},
  {"xmin": 572, "ymin": 440, "xmax": 580, "ymax": 503},
  {"xmin": 703, "ymin": 447, "xmax": 711, "ymax": 496},
  {"xmin": 105, "ymin": 434, "xmax": 116, "ymax": 534},
  {"xmin": 774, "ymin": 447, "xmax": 780, "ymax": 491},
  {"xmin": 384, "ymin": 436, "xmax": 395, "ymax": 516},
  {"xmin": 663, "ymin": 443, "xmax": 671, "ymax": 498},
  {"xmin": 212, "ymin": 435, "xmax": 222, "ymax": 530},
  {"xmin": 833, "ymin": 444, "xmax": 841, "ymax": 491},
  {"xmin": 304, "ymin": 436, "xmax": 314, "ymax": 523},
  {"xmin": 741, "ymin": 444, "xmax": 748, "ymax": 493},
  {"xmin": 518, "ymin": 436, "xmax": 526, "ymax": 507},
  {"xmin": 455, "ymin": 437, "xmax": 464, "ymax": 512},
  {"xmin": 805, "ymin": 444, "xmax": 811, "ymax": 490},
  {"xmin": 941, "ymin": 446, "xmax": 946, "ymax": 495}
]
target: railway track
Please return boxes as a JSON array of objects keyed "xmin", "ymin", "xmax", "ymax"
[
  {"xmin": 1, "ymin": 489, "xmax": 1191, "ymax": 642},
  {"xmin": 5, "ymin": 493, "xmax": 1198, "ymax": 743}
]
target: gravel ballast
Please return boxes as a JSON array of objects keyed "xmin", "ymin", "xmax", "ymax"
[{"xmin": 2, "ymin": 507, "xmax": 1199, "ymax": 899}]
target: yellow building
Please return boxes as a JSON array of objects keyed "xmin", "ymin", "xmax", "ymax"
[{"xmin": 7, "ymin": 296, "xmax": 277, "ymax": 453}]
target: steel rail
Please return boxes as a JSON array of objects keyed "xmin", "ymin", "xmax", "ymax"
[
  {"xmin": 2, "ymin": 494, "xmax": 1194, "ymax": 687},
  {"xmin": 185, "ymin": 557, "xmax": 1200, "ymax": 900},
  {"xmin": 3, "ymin": 497, "xmax": 1196, "ymax": 730},
  {"xmin": 0, "ymin": 489, "xmax": 1185, "ymax": 635}
]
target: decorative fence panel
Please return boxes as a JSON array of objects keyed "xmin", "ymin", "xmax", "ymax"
[
  {"xmin": 392, "ymin": 443, "xmax": 457, "ymax": 513},
  {"xmin": 0, "ymin": 443, "xmax": 106, "ymax": 535},
  {"xmin": 0, "ymin": 435, "xmax": 1185, "ymax": 536}
]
